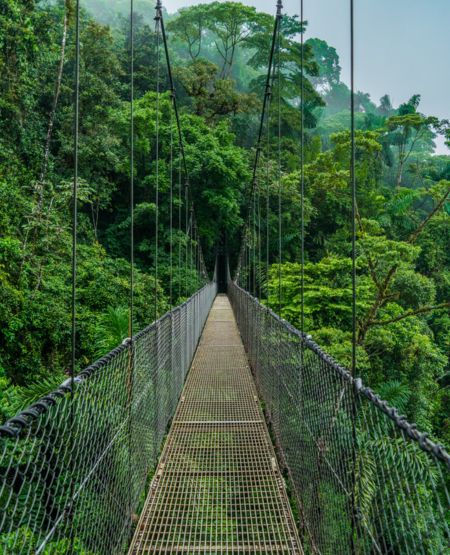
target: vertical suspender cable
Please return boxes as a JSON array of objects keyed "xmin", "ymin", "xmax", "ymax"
[
  {"xmin": 195, "ymin": 221, "xmax": 200, "ymax": 284},
  {"xmin": 185, "ymin": 184, "xmax": 189, "ymax": 296},
  {"xmin": 300, "ymin": 0, "xmax": 305, "ymax": 342},
  {"xmin": 129, "ymin": 0, "xmax": 135, "ymax": 367},
  {"xmin": 154, "ymin": 0, "xmax": 161, "ymax": 321},
  {"xmin": 196, "ymin": 222, "xmax": 200, "ymax": 283},
  {"xmin": 248, "ymin": 211, "xmax": 252, "ymax": 294},
  {"xmin": 350, "ymin": 0, "xmax": 356, "ymax": 382},
  {"xmin": 70, "ymin": 0, "xmax": 81, "ymax": 549},
  {"xmin": 253, "ymin": 189, "xmax": 257, "ymax": 295},
  {"xmin": 298, "ymin": 0, "xmax": 305, "ymax": 442},
  {"xmin": 169, "ymin": 96, "xmax": 174, "ymax": 308},
  {"xmin": 277, "ymin": 8, "xmax": 282, "ymax": 316},
  {"xmin": 257, "ymin": 178, "xmax": 262, "ymax": 299},
  {"xmin": 246, "ymin": 238, "xmax": 250, "ymax": 293},
  {"xmin": 128, "ymin": 0, "xmax": 135, "ymax": 519},
  {"xmin": 266, "ymin": 104, "xmax": 271, "ymax": 305},
  {"xmin": 193, "ymin": 220, "xmax": 197, "ymax": 284},
  {"xmin": 178, "ymin": 151, "xmax": 182, "ymax": 300},
  {"xmin": 350, "ymin": 0, "xmax": 358, "ymax": 551},
  {"xmin": 189, "ymin": 207, "xmax": 194, "ymax": 275},
  {"xmin": 252, "ymin": 188, "xmax": 256, "ymax": 295}
]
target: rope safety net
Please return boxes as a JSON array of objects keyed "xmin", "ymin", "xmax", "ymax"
[
  {"xmin": 0, "ymin": 0, "xmax": 216, "ymax": 552},
  {"xmin": 231, "ymin": 0, "xmax": 450, "ymax": 553}
]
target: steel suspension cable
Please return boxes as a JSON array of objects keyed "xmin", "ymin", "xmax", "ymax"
[
  {"xmin": 277, "ymin": 17, "xmax": 282, "ymax": 316},
  {"xmin": 266, "ymin": 97, "xmax": 271, "ymax": 304},
  {"xmin": 178, "ymin": 148, "xmax": 182, "ymax": 299},
  {"xmin": 185, "ymin": 184, "xmax": 189, "ymax": 296},
  {"xmin": 169, "ymin": 95, "xmax": 174, "ymax": 308},
  {"xmin": 254, "ymin": 188, "xmax": 257, "ymax": 295},
  {"xmin": 194, "ymin": 219, "xmax": 199, "ymax": 285},
  {"xmin": 190, "ymin": 206, "xmax": 194, "ymax": 280},
  {"xmin": 129, "ymin": 0, "xmax": 135, "ymax": 364},
  {"xmin": 235, "ymin": 0, "xmax": 283, "ymax": 291},
  {"xmin": 297, "ymin": 0, "xmax": 306, "ymax": 483},
  {"xmin": 350, "ymin": 0, "xmax": 358, "ymax": 551},
  {"xmin": 154, "ymin": 7, "xmax": 161, "ymax": 321},
  {"xmin": 155, "ymin": 0, "xmax": 207, "ymax": 294},
  {"xmin": 127, "ymin": 0, "xmax": 135, "ymax": 522},
  {"xmin": 70, "ymin": 0, "xmax": 81, "ymax": 549},
  {"xmin": 156, "ymin": 1, "xmax": 188, "ymax": 179},
  {"xmin": 249, "ymin": 193, "xmax": 253, "ymax": 294},
  {"xmin": 257, "ymin": 177, "xmax": 262, "ymax": 299},
  {"xmin": 300, "ymin": 0, "xmax": 305, "ymax": 342},
  {"xmin": 249, "ymin": 0, "xmax": 284, "ymax": 207},
  {"xmin": 350, "ymin": 3, "xmax": 356, "ymax": 382}
]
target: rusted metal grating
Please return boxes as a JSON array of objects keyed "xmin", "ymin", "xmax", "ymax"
[{"xmin": 129, "ymin": 295, "xmax": 302, "ymax": 554}]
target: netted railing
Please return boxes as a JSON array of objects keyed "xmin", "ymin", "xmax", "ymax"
[
  {"xmin": 0, "ymin": 281, "xmax": 216, "ymax": 554},
  {"xmin": 229, "ymin": 280, "xmax": 450, "ymax": 555}
]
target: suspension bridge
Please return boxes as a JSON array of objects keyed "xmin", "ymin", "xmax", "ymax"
[{"xmin": 1, "ymin": 1, "xmax": 449, "ymax": 554}]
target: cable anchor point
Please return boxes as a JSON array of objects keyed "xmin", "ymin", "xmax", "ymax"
[
  {"xmin": 154, "ymin": 0, "xmax": 162, "ymax": 20},
  {"xmin": 276, "ymin": 0, "xmax": 283, "ymax": 17}
]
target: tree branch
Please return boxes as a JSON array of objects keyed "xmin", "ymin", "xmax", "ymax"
[
  {"xmin": 355, "ymin": 201, "xmax": 381, "ymax": 289},
  {"xmin": 368, "ymin": 302, "xmax": 450, "ymax": 327},
  {"xmin": 409, "ymin": 187, "xmax": 450, "ymax": 244}
]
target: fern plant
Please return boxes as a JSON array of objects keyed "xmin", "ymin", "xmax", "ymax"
[
  {"xmin": 94, "ymin": 306, "xmax": 129, "ymax": 358},
  {"xmin": 13, "ymin": 374, "xmax": 66, "ymax": 412}
]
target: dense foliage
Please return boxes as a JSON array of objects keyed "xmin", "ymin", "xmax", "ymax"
[
  {"xmin": 1, "ymin": 0, "xmax": 449, "ymax": 477},
  {"xmin": 0, "ymin": 0, "xmax": 449, "ymax": 552}
]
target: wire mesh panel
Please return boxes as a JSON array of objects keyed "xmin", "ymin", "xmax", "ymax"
[
  {"xmin": 0, "ymin": 282, "xmax": 216, "ymax": 555},
  {"xmin": 229, "ymin": 281, "xmax": 450, "ymax": 555},
  {"xmin": 129, "ymin": 295, "xmax": 302, "ymax": 554}
]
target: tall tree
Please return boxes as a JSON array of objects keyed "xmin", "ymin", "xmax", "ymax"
[
  {"xmin": 166, "ymin": 4, "xmax": 208, "ymax": 60},
  {"xmin": 205, "ymin": 2, "xmax": 272, "ymax": 78},
  {"xmin": 306, "ymin": 37, "xmax": 341, "ymax": 94}
]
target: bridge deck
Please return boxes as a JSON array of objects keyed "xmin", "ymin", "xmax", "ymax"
[{"xmin": 129, "ymin": 294, "xmax": 302, "ymax": 554}]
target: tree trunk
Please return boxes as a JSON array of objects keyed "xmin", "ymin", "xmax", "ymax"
[
  {"xmin": 37, "ymin": 5, "xmax": 69, "ymax": 209},
  {"xmin": 19, "ymin": 4, "xmax": 69, "ymax": 282}
]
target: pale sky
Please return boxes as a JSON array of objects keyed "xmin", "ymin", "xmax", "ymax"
[{"xmin": 162, "ymin": 0, "xmax": 450, "ymax": 154}]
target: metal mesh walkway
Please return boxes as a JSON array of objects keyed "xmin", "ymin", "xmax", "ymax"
[{"xmin": 129, "ymin": 294, "xmax": 302, "ymax": 554}]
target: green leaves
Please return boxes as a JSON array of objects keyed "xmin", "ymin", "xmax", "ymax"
[
  {"xmin": 267, "ymin": 258, "xmax": 373, "ymax": 333},
  {"xmin": 93, "ymin": 306, "xmax": 129, "ymax": 358}
]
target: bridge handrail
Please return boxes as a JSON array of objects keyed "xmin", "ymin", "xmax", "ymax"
[
  {"xmin": 0, "ymin": 280, "xmax": 217, "ymax": 554},
  {"xmin": 0, "ymin": 281, "xmax": 215, "ymax": 439},
  {"xmin": 230, "ymin": 281, "xmax": 450, "ymax": 469},
  {"xmin": 229, "ymin": 279, "xmax": 450, "ymax": 554}
]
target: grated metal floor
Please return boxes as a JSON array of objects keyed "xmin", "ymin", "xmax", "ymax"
[{"xmin": 129, "ymin": 295, "xmax": 302, "ymax": 554}]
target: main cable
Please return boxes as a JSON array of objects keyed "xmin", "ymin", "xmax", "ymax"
[
  {"xmin": 236, "ymin": 0, "xmax": 284, "ymax": 289},
  {"xmin": 155, "ymin": 0, "xmax": 207, "ymax": 294}
]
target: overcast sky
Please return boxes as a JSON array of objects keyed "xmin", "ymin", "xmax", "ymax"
[{"xmin": 162, "ymin": 0, "xmax": 450, "ymax": 154}]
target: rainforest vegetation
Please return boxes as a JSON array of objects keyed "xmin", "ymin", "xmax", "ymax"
[
  {"xmin": 1, "ymin": 1, "xmax": 450, "ymax": 553},
  {"xmin": 0, "ymin": 0, "xmax": 449, "ymax": 453}
]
